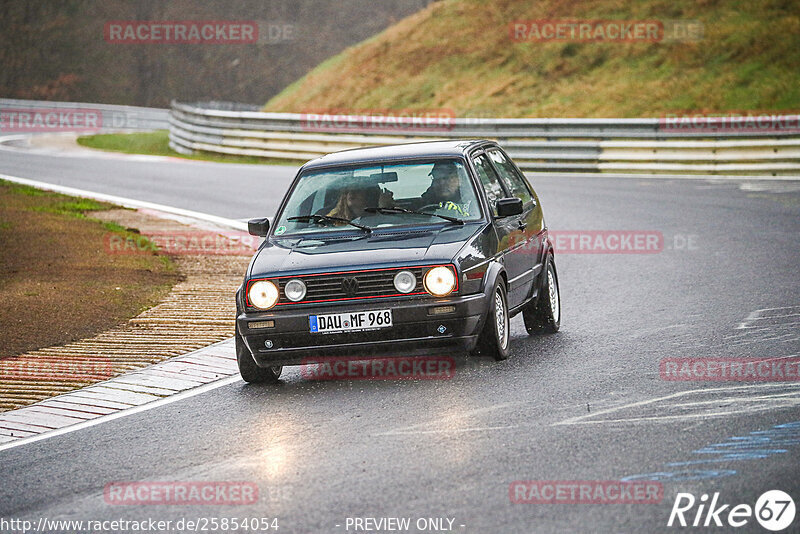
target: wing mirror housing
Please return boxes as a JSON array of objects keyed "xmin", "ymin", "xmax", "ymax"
[
  {"xmin": 495, "ymin": 197, "xmax": 523, "ymax": 218},
  {"xmin": 248, "ymin": 218, "xmax": 271, "ymax": 237}
]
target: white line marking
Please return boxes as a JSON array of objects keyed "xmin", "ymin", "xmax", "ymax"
[
  {"xmin": 559, "ymin": 402, "xmax": 800, "ymax": 425},
  {"xmin": 0, "ymin": 173, "xmax": 253, "ymax": 451},
  {"xmin": 747, "ymin": 306, "xmax": 800, "ymax": 313},
  {"xmin": 668, "ymin": 391, "xmax": 800, "ymax": 407},
  {"xmin": 553, "ymin": 383, "xmax": 800, "ymax": 426},
  {"xmin": 0, "ymin": 173, "xmax": 247, "ymax": 231},
  {"xmin": 0, "ymin": 374, "xmax": 241, "ymax": 453},
  {"xmin": 746, "ymin": 313, "xmax": 800, "ymax": 321},
  {"xmin": 736, "ymin": 306, "xmax": 800, "ymax": 329}
]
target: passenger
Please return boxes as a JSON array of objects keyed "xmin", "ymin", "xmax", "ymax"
[
  {"xmin": 327, "ymin": 184, "xmax": 394, "ymax": 221},
  {"xmin": 327, "ymin": 187, "xmax": 369, "ymax": 220}
]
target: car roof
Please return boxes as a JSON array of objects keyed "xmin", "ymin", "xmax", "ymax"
[{"xmin": 301, "ymin": 139, "xmax": 495, "ymax": 170}]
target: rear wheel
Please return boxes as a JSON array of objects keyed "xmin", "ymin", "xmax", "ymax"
[
  {"xmin": 523, "ymin": 260, "xmax": 560, "ymax": 335},
  {"xmin": 236, "ymin": 324, "xmax": 282, "ymax": 383},
  {"xmin": 473, "ymin": 281, "xmax": 511, "ymax": 361}
]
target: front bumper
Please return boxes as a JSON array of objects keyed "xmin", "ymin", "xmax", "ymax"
[{"xmin": 238, "ymin": 293, "xmax": 486, "ymax": 366}]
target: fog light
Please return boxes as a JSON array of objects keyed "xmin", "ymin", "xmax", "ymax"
[
  {"xmin": 249, "ymin": 320, "xmax": 275, "ymax": 329},
  {"xmin": 429, "ymin": 305, "xmax": 456, "ymax": 315},
  {"xmin": 393, "ymin": 270, "xmax": 417, "ymax": 293},
  {"xmin": 284, "ymin": 279, "xmax": 307, "ymax": 301}
]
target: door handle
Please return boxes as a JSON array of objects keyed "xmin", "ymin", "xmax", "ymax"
[{"xmin": 517, "ymin": 221, "xmax": 527, "ymax": 230}]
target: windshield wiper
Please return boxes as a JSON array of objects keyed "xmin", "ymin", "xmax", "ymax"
[
  {"xmin": 364, "ymin": 206, "xmax": 464, "ymax": 224},
  {"xmin": 287, "ymin": 214, "xmax": 372, "ymax": 233}
]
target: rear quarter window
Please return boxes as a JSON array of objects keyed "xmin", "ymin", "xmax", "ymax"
[{"xmin": 487, "ymin": 148, "xmax": 532, "ymax": 204}]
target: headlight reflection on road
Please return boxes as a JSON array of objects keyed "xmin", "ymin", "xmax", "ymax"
[
  {"xmin": 238, "ymin": 420, "xmax": 299, "ymax": 481},
  {"xmin": 259, "ymin": 440, "xmax": 291, "ymax": 479}
]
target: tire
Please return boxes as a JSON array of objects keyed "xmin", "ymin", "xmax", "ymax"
[
  {"xmin": 473, "ymin": 281, "xmax": 511, "ymax": 361},
  {"xmin": 236, "ymin": 324, "xmax": 282, "ymax": 383},
  {"xmin": 523, "ymin": 260, "xmax": 561, "ymax": 335}
]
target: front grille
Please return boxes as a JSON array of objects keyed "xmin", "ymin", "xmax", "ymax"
[
  {"xmin": 247, "ymin": 264, "xmax": 458, "ymax": 309},
  {"xmin": 277, "ymin": 267, "xmax": 427, "ymax": 304},
  {"xmin": 246, "ymin": 264, "xmax": 458, "ymax": 309}
]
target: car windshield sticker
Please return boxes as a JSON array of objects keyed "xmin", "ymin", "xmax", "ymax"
[{"xmin": 275, "ymin": 225, "xmax": 287, "ymax": 235}]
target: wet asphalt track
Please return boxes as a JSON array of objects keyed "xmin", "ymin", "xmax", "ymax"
[{"xmin": 1, "ymin": 143, "xmax": 799, "ymax": 533}]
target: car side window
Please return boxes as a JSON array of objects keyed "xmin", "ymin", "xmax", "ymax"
[
  {"xmin": 488, "ymin": 149, "xmax": 532, "ymax": 204},
  {"xmin": 472, "ymin": 154, "xmax": 506, "ymax": 215}
]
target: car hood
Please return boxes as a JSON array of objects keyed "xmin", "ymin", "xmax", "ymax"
[{"xmin": 249, "ymin": 223, "xmax": 483, "ymax": 277}]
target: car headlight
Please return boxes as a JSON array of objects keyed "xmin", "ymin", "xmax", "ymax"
[
  {"xmin": 393, "ymin": 270, "xmax": 417, "ymax": 294},
  {"xmin": 284, "ymin": 279, "xmax": 307, "ymax": 301},
  {"xmin": 248, "ymin": 280, "xmax": 279, "ymax": 309},
  {"xmin": 424, "ymin": 266, "xmax": 456, "ymax": 297}
]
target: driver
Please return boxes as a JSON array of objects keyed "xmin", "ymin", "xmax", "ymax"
[{"xmin": 416, "ymin": 161, "xmax": 471, "ymax": 216}]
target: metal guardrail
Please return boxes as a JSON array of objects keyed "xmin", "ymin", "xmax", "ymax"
[
  {"xmin": 0, "ymin": 98, "xmax": 170, "ymax": 132},
  {"xmin": 169, "ymin": 101, "xmax": 800, "ymax": 175}
]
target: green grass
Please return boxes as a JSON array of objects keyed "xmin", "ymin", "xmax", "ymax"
[
  {"xmin": 78, "ymin": 130, "xmax": 171, "ymax": 156},
  {"xmin": 31, "ymin": 199, "xmax": 109, "ymax": 218},
  {"xmin": 0, "ymin": 178, "xmax": 167, "ymax": 264},
  {"xmin": 0, "ymin": 179, "xmax": 116, "ymax": 219},
  {"xmin": 264, "ymin": 0, "xmax": 800, "ymax": 118},
  {"xmin": 77, "ymin": 130, "xmax": 306, "ymax": 166},
  {"xmin": 0, "ymin": 178, "xmax": 180, "ymax": 360},
  {"xmin": 100, "ymin": 220, "xmax": 130, "ymax": 234},
  {"xmin": 6, "ymin": 183, "xmax": 50, "ymax": 197},
  {"xmin": 98, "ymin": 221, "xmax": 160, "ymax": 256}
]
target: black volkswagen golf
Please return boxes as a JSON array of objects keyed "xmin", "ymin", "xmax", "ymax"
[{"xmin": 235, "ymin": 140, "xmax": 560, "ymax": 382}]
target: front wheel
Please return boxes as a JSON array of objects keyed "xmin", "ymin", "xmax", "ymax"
[
  {"xmin": 236, "ymin": 324, "xmax": 282, "ymax": 383},
  {"xmin": 523, "ymin": 260, "xmax": 560, "ymax": 335},
  {"xmin": 473, "ymin": 282, "xmax": 511, "ymax": 361}
]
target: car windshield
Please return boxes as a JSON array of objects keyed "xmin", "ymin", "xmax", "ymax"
[{"xmin": 273, "ymin": 159, "xmax": 482, "ymax": 235}]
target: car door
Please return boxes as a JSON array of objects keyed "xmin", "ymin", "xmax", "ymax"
[
  {"xmin": 486, "ymin": 147, "xmax": 544, "ymax": 305},
  {"xmin": 471, "ymin": 151, "xmax": 528, "ymax": 309}
]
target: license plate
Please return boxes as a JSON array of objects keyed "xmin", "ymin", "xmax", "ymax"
[{"xmin": 309, "ymin": 309, "xmax": 393, "ymax": 333}]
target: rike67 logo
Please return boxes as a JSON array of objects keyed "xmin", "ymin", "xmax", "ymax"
[{"xmin": 668, "ymin": 490, "xmax": 795, "ymax": 531}]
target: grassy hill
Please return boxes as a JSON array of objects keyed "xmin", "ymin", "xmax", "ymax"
[{"xmin": 264, "ymin": 0, "xmax": 800, "ymax": 117}]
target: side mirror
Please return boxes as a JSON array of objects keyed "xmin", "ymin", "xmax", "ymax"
[
  {"xmin": 248, "ymin": 217, "xmax": 270, "ymax": 237},
  {"xmin": 495, "ymin": 197, "xmax": 523, "ymax": 218}
]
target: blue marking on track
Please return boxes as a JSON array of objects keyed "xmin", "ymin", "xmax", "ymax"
[{"xmin": 620, "ymin": 420, "xmax": 800, "ymax": 482}]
